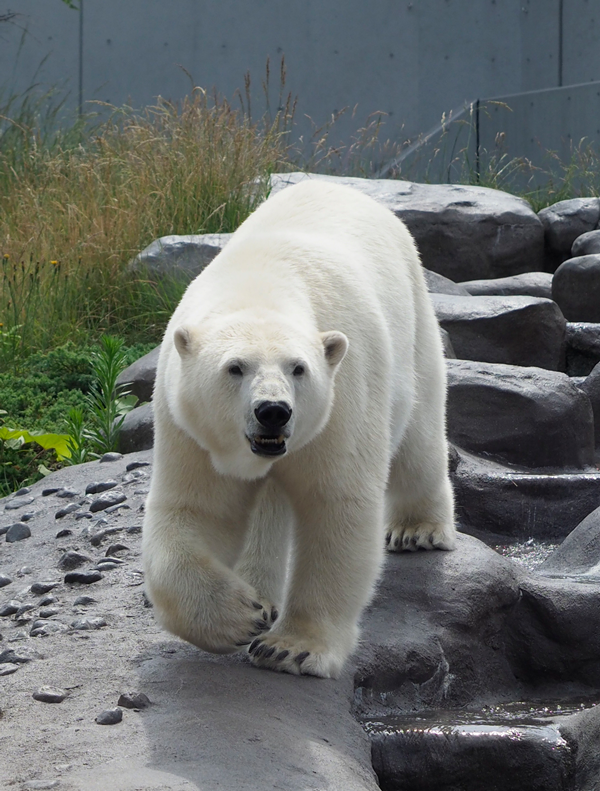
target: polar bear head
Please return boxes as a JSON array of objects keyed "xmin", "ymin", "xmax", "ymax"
[{"xmin": 171, "ymin": 312, "xmax": 348, "ymax": 480}]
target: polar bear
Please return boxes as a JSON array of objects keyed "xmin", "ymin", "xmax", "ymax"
[{"xmin": 142, "ymin": 179, "xmax": 455, "ymax": 679}]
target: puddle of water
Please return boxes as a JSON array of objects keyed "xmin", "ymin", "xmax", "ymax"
[
  {"xmin": 493, "ymin": 539, "xmax": 559, "ymax": 571},
  {"xmin": 362, "ymin": 696, "xmax": 599, "ymax": 735}
]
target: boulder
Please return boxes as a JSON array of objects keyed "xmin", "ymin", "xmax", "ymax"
[
  {"xmin": 552, "ymin": 255, "xmax": 600, "ymax": 322},
  {"xmin": 538, "ymin": 197, "xmax": 600, "ymax": 270},
  {"xmin": 459, "ymin": 271, "xmax": 553, "ymax": 299},
  {"xmin": 446, "ymin": 360, "xmax": 595, "ymax": 469},
  {"xmin": 432, "ymin": 295, "xmax": 566, "ymax": 370},
  {"xmin": 423, "ymin": 269, "xmax": 471, "ymax": 295},
  {"xmin": 572, "ymin": 229, "xmax": 600, "ymax": 257},
  {"xmin": 537, "ymin": 504, "xmax": 600, "ymax": 576},
  {"xmin": 565, "ymin": 323, "xmax": 600, "ymax": 376},
  {"xmin": 118, "ymin": 403, "xmax": 154, "ymax": 454},
  {"xmin": 270, "ymin": 173, "xmax": 545, "ymax": 281},
  {"xmin": 130, "ymin": 233, "xmax": 231, "ymax": 281},
  {"xmin": 452, "ymin": 449, "xmax": 600, "ymax": 542},
  {"xmin": 580, "ymin": 362, "xmax": 600, "ymax": 447},
  {"xmin": 117, "ymin": 346, "xmax": 160, "ymax": 403}
]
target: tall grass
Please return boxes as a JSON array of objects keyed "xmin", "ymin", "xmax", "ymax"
[{"xmin": 0, "ymin": 86, "xmax": 293, "ymax": 366}]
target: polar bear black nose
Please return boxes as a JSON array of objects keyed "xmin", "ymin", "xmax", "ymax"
[{"xmin": 255, "ymin": 401, "xmax": 292, "ymax": 429}]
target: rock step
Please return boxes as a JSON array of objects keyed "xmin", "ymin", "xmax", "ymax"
[
  {"xmin": 452, "ymin": 450, "xmax": 600, "ymax": 541},
  {"xmin": 432, "ymin": 295, "xmax": 566, "ymax": 370},
  {"xmin": 447, "ymin": 360, "xmax": 594, "ymax": 469}
]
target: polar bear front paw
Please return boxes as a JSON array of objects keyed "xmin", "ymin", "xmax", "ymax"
[
  {"xmin": 386, "ymin": 521, "xmax": 455, "ymax": 552},
  {"xmin": 247, "ymin": 631, "xmax": 345, "ymax": 679}
]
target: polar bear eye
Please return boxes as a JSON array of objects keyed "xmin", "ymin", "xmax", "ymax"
[
  {"xmin": 292, "ymin": 364, "xmax": 305, "ymax": 377},
  {"xmin": 228, "ymin": 364, "xmax": 243, "ymax": 377}
]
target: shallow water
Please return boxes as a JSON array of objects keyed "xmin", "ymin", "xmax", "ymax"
[{"xmin": 492, "ymin": 538, "xmax": 559, "ymax": 572}]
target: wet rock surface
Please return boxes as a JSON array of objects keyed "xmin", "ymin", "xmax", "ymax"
[{"xmin": 459, "ymin": 271, "xmax": 553, "ymax": 299}]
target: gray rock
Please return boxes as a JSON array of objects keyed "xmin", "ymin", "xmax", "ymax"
[
  {"xmin": 440, "ymin": 328, "xmax": 456, "ymax": 359},
  {"xmin": 130, "ymin": 233, "xmax": 231, "ymax": 280},
  {"xmin": 270, "ymin": 173, "xmax": 545, "ymax": 281},
  {"xmin": 0, "ymin": 663, "xmax": 20, "ymax": 675},
  {"xmin": 118, "ymin": 403, "xmax": 154, "ymax": 454},
  {"xmin": 73, "ymin": 595, "xmax": 96, "ymax": 606},
  {"xmin": 89, "ymin": 491, "xmax": 127, "ymax": 513},
  {"xmin": 29, "ymin": 620, "xmax": 69, "ymax": 637},
  {"xmin": 55, "ymin": 488, "xmax": 78, "ymax": 498},
  {"xmin": 572, "ymin": 228, "xmax": 600, "ymax": 257},
  {"xmin": 565, "ymin": 322, "xmax": 600, "ymax": 376},
  {"xmin": 539, "ymin": 197, "xmax": 600, "ymax": 269},
  {"xmin": 447, "ymin": 360, "xmax": 594, "ymax": 469},
  {"xmin": 580, "ymin": 362, "xmax": 600, "ymax": 447},
  {"xmin": 57, "ymin": 551, "xmax": 91, "ymax": 571},
  {"xmin": 71, "ymin": 617, "xmax": 107, "ymax": 630},
  {"xmin": 116, "ymin": 346, "xmax": 160, "ymax": 404},
  {"xmin": 537, "ymin": 504, "xmax": 600, "ymax": 576},
  {"xmin": 4, "ymin": 496, "xmax": 34, "ymax": 510},
  {"xmin": 459, "ymin": 271, "xmax": 553, "ymax": 299},
  {"xmin": 552, "ymin": 254, "xmax": 600, "ymax": 322},
  {"xmin": 5, "ymin": 522, "xmax": 31, "ymax": 542},
  {"xmin": 432, "ymin": 295, "xmax": 566, "ymax": 370},
  {"xmin": 54, "ymin": 503, "xmax": 81, "ymax": 519},
  {"xmin": 558, "ymin": 706, "xmax": 600, "ymax": 791},
  {"xmin": 33, "ymin": 686, "xmax": 67, "ymax": 703},
  {"xmin": 423, "ymin": 269, "xmax": 471, "ymax": 295},
  {"xmin": 0, "ymin": 574, "xmax": 12, "ymax": 588},
  {"xmin": 0, "ymin": 600, "xmax": 21, "ymax": 617},
  {"xmin": 452, "ymin": 449, "xmax": 600, "ymax": 541},
  {"xmin": 30, "ymin": 582, "xmax": 57, "ymax": 595},
  {"xmin": 0, "ymin": 648, "xmax": 33, "ymax": 663},
  {"xmin": 38, "ymin": 607, "xmax": 59, "ymax": 618},
  {"xmin": 100, "ymin": 452, "xmax": 123, "ymax": 462},
  {"xmin": 64, "ymin": 571, "xmax": 103, "ymax": 585},
  {"xmin": 117, "ymin": 692, "xmax": 151, "ymax": 709},
  {"xmin": 95, "ymin": 707, "xmax": 123, "ymax": 725},
  {"xmin": 85, "ymin": 480, "xmax": 118, "ymax": 495}
]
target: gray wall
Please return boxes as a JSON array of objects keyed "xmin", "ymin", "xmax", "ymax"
[{"xmin": 1, "ymin": 0, "xmax": 599, "ymax": 156}]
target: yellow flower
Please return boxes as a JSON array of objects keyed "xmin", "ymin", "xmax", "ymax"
[
  {"xmin": 50, "ymin": 260, "xmax": 59, "ymax": 265},
  {"xmin": 2, "ymin": 253, "xmax": 8, "ymax": 260}
]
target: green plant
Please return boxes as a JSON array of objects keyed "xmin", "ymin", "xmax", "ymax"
[
  {"xmin": 83, "ymin": 335, "xmax": 137, "ymax": 456},
  {"xmin": 63, "ymin": 406, "xmax": 91, "ymax": 465}
]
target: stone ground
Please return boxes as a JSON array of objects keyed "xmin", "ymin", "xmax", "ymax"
[{"xmin": 0, "ymin": 451, "xmax": 378, "ymax": 791}]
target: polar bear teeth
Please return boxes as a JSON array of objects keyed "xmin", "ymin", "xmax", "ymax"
[{"xmin": 254, "ymin": 435, "xmax": 284, "ymax": 445}]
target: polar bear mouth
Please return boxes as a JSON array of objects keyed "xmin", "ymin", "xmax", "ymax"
[{"xmin": 248, "ymin": 434, "xmax": 287, "ymax": 457}]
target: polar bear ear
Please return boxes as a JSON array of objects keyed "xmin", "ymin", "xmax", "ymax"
[
  {"xmin": 174, "ymin": 325, "xmax": 197, "ymax": 357},
  {"xmin": 320, "ymin": 331, "xmax": 349, "ymax": 368}
]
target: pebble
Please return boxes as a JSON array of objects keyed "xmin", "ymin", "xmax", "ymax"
[
  {"xmin": 15, "ymin": 603, "xmax": 36, "ymax": 618},
  {"xmin": 0, "ymin": 600, "xmax": 21, "ymax": 617},
  {"xmin": 0, "ymin": 662, "xmax": 19, "ymax": 675},
  {"xmin": 95, "ymin": 558, "xmax": 125, "ymax": 571},
  {"xmin": 5, "ymin": 497, "xmax": 35, "ymax": 510},
  {"xmin": 38, "ymin": 595, "xmax": 56, "ymax": 606},
  {"xmin": 105, "ymin": 503, "xmax": 130, "ymax": 514},
  {"xmin": 33, "ymin": 686, "xmax": 67, "ymax": 703},
  {"xmin": 55, "ymin": 503, "xmax": 81, "ymax": 519},
  {"xmin": 100, "ymin": 452, "xmax": 123, "ymax": 462},
  {"xmin": 56, "ymin": 488, "xmax": 79, "ymax": 499},
  {"xmin": 42, "ymin": 488, "xmax": 60, "ymax": 496},
  {"xmin": 39, "ymin": 607, "xmax": 59, "ymax": 618},
  {"xmin": 71, "ymin": 617, "xmax": 107, "ymax": 630},
  {"xmin": 0, "ymin": 648, "xmax": 33, "ymax": 663},
  {"xmin": 17, "ymin": 566, "xmax": 33, "ymax": 576},
  {"xmin": 55, "ymin": 528, "xmax": 73, "ymax": 537},
  {"xmin": 64, "ymin": 571, "xmax": 103, "ymax": 585},
  {"xmin": 89, "ymin": 491, "xmax": 127, "ymax": 513},
  {"xmin": 85, "ymin": 480, "xmax": 118, "ymax": 495},
  {"xmin": 23, "ymin": 780, "xmax": 60, "ymax": 790},
  {"xmin": 117, "ymin": 691, "xmax": 151, "ymax": 709},
  {"xmin": 95, "ymin": 707, "xmax": 123, "ymax": 724},
  {"xmin": 126, "ymin": 525, "xmax": 142, "ymax": 535},
  {"xmin": 57, "ymin": 550, "xmax": 91, "ymax": 571},
  {"xmin": 75, "ymin": 512, "xmax": 93, "ymax": 520},
  {"xmin": 106, "ymin": 543, "xmax": 129, "ymax": 556},
  {"xmin": 5, "ymin": 523, "xmax": 32, "ymax": 542},
  {"xmin": 90, "ymin": 527, "xmax": 122, "ymax": 547},
  {"xmin": 30, "ymin": 620, "xmax": 68, "ymax": 637},
  {"xmin": 30, "ymin": 582, "xmax": 58, "ymax": 595},
  {"xmin": 0, "ymin": 525, "xmax": 8, "ymax": 536},
  {"xmin": 126, "ymin": 460, "xmax": 150, "ymax": 471},
  {"xmin": 73, "ymin": 595, "xmax": 96, "ymax": 606},
  {"xmin": 20, "ymin": 512, "xmax": 35, "ymax": 521},
  {"xmin": 0, "ymin": 574, "xmax": 12, "ymax": 588},
  {"xmin": 15, "ymin": 487, "xmax": 32, "ymax": 496}
]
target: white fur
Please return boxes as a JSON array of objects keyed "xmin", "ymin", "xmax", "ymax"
[{"xmin": 142, "ymin": 180, "xmax": 455, "ymax": 679}]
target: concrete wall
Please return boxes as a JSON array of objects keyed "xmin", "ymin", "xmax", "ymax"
[{"xmin": 1, "ymin": 0, "xmax": 599, "ymax": 156}]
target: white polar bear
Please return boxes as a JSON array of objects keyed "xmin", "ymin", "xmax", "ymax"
[{"xmin": 142, "ymin": 179, "xmax": 455, "ymax": 679}]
